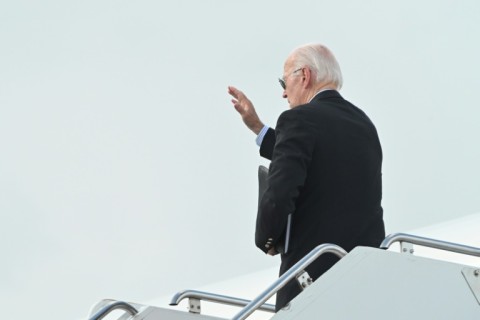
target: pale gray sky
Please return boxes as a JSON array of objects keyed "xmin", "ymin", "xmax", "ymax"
[{"xmin": 1, "ymin": 1, "xmax": 479, "ymax": 319}]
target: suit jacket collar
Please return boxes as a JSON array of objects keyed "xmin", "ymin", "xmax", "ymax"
[{"xmin": 310, "ymin": 89, "xmax": 343, "ymax": 102}]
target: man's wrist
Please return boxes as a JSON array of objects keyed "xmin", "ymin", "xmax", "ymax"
[
  {"xmin": 252, "ymin": 122, "xmax": 265, "ymax": 135},
  {"xmin": 256, "ymin": 125, "xmax": 270, "ymax": 147}
]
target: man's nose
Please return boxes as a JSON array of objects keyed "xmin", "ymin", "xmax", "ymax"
[{"xmin": 282, "ymin": 90, "xmax": 287, "ymax": 99}]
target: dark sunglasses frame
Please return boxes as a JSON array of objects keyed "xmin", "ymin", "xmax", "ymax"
[{"xmin": 278, "ymin": 68, "xmax": 303, "ymax": 90}]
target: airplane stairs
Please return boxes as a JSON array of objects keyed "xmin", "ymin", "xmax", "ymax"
[{"xmin": 87, "ymin": 233, "xmax": 480, "ymax": 320}]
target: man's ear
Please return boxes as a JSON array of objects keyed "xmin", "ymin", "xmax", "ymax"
[{"xmin": 302, "ymin": 67, "xmax": 312, "ymax": 88}]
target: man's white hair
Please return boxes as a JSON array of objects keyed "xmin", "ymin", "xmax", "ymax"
[{"xmin": 291, "ymin": 44, "xmax": 343, "ymax": 90}]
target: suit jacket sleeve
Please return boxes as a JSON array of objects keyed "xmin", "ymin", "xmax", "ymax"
[
  {"xmin": 255, "ymin": 110, "xmax": 315, "ymax": 253},
  {"xmin": 259, "ymin": 128, "xmax": 276, "ymax": 160}
]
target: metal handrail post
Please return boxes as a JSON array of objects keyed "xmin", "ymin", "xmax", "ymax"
[
  {"xmin": 232, "ymin": 243, "xmax": 347, "ymax": 320},
  {"xmin": 380, "ymin": 233, "xmax": 480, "ymax": 257},
  {"xmin": 170, "ymin": 290, "xmax": 276, "ymax": 312},
  {"xmin": 88, "ymin": 301, "xmax": 138, "ymax": 320}
]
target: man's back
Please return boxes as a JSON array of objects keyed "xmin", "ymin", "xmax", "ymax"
[
  {"xmin": 286, "ymin": 91, "xmax": 384, "ymax": 256},
  {"xmin": 258, "ymin": 90, "xmax": 385, "ymax": 309}
]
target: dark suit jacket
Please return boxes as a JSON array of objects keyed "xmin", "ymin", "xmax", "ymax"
[{"xmin": 256, "ymin": 90, "xmax": 385, "ymax": 310}]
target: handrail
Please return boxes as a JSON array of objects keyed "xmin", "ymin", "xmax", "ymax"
[
  {"xmin": 232, "ymin": 243, "xmax": 347, "ymax": 320},
  {"xmin": 170, "ymin": 290, "xmax": 276, "ymax": 312},
  {"xmin": 88, "ymin": 301, "xmax": 138, "ymax": 320},
  {"xmin": 380, "ymin": 233, "xmax": 480, "ymax": 257}
]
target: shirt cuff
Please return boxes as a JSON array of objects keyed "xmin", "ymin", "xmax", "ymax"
[{"xmin": 256, "ymin": 125, "xmax": 270, "ymax": 147}]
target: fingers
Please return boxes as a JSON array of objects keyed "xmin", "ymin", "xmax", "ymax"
[
  {"xmin": 228, "ymin": 85, "xmax": 238, "ymax": 95},
  {"xmin": 228, "ymin": 86, "xmax": 263, "ymax": 134},
  {"xmin": 229, "ymin": 86, "xmax": 245, "ymax": 113},
  {"xmin": 227, "ymin": 86, "xmax": 237, "ymax": 98},
  {"xmin": 228, "ymin": 85, "xmax": 252, "ymax": 114},
  {"xmin": 228, "ymin": 86, "xmax": 245, "ymax": 101},
  {"xmin": 232, "ymin": 99, "xmax": 244, "ymax": 115}
]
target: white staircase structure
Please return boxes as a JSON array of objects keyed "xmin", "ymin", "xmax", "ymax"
[{"xmin": 87, "ymin": 233, "xmax": 480, "ymax": 320}]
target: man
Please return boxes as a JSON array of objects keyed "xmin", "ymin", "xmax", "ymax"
[{"xmin": 228, "ymin": 43, "xmax": 385, "ymax": 310}]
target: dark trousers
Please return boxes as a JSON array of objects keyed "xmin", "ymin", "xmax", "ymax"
[{"xmin": 275, "ymin": 253, "xmax": 340, "ymax": 311}]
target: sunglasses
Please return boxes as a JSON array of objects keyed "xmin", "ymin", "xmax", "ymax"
[{"xmin": 278, "ymin": 68, "xmax": 303, "ymax": 90}]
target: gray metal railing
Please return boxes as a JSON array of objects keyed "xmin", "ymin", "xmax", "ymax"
[
  {"xmin": 88, "ymin": 301, "xmax": 138, "ymax": 320},
  {"xmin": 232, "ymin": 243, "xmax": 347, "ymax": 320},
  {"xmin": 380, "ymin": 233, "xmax": 480, "ymax": 257},
  {"xmin": 170, "ymin": 290, "xmax": 276, "ymax": 313}
]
